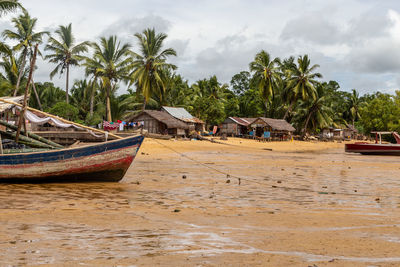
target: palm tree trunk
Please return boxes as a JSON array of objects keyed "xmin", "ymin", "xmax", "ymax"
[
  {"xmin": 106, "ymin": 84, "xmax": 112, "ymax": 122},
  {"xmin": 66, "ymin": 64, "xmax": 69, "ymax": 104},
  {"xmin": 142, "ymin": 99, "xmax": 146, "ymax": 111},
  {"xmin": 13, "ymin": 48, "xmax": 27, "ymax": 96},
  {"xmin": 264, "ymin": 100, "xmax": 268, "ymax": 117},
  {"xmin": 283, "ymin": 102, "xmax": 294, "ymax": 120},
  {"xmin": 31, "ymin": 78, "xmax": 42, "ymax": 111},
  {"xmin": 89, "ymin": 77, "xmax": 96, "ymax": 117},
  {"xmin": 90, "ymin": 88, "xmax": 94, "ymax": 117},
  {"xmin": 301, "ymin": 110, "xmax": 314, "ymax": 138}
]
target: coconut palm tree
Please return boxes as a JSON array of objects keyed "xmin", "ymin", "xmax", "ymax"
[
  {"xmin": 2, "ymin": 10, "xmax": 48, "ymax": 96},
  {"xmin": 280, "ymin": 56, "xmax": 296, "ymax": 119},
  {"xmin": 0, "ymin": 0, "xmax": 22, "ymax": 16},
  {"xmin": 130, "ymin": 28, "xmax": 177, "ymax": 110},
  {"xmin": 90, "ymin": 36, "xmax": 132, "ymax": 121},
  {"xmin": 348, "ymin": 89, "xmax": 361, "ymax": 128},
  {"xmin": 0, "ymin": 48, "xmax": 21, "ymax": 95},
  {"xmin": 299, "ymin": 83, "xmax": 333, "ymax": 137},
  {"xmin": 36, "ymin": 82, "xmax": 65, "ymax": 109},
  {"xmin": 283, "ymin": 55, "xmax": 322, "ymax": 120},
  {"xmin": 82, "ymin": 57, "xmax": 103, "ymax": 117},
  {"xmin": 45, "ymin": 24, "xmax": 89, "ymax": 104},
  {"xmin": 249, "ymin": 50, "xmax": 281, "ymax": 116}
]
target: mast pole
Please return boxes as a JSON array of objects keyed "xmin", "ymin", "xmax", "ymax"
[{"xmin": 15, "ymin": 44, "xmax": 38, "ymax": 143}]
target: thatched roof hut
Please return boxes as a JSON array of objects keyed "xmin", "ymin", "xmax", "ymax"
[
  {"xmin": 254, "ymin": 117, "xmax": 296, "ymax": 132},
  {"xmin": 220, "ymin": 117, "xmax": 257, "ymax": 136},
  {"xmin": 250, "ymin": 117, "xmax": 295, "ymax": 140},
  {"xmin": 128, "ymin": 110, "xmax": 189, "ymax": 136},
  {"xmin": 161, "ymin": 106, "xmax": 204, "ymax": 132}
]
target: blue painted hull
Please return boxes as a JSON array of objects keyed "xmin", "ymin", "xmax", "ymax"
[{"xmin": 0, "ymin": 135, "xmax": 144, "ymax": 183}]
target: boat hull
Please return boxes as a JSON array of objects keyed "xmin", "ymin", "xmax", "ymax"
[
  {"xmin": 345, "ymin": 143, "xmax": 400, "ymax": 155},
  {"xmin": 0, "ymin": 135, "xmax": 144, "ymax": 182}
]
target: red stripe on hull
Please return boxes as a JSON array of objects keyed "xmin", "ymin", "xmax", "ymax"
[
  {"xmin": 0, "ymin": 156, "xmax": 134, "ymax": 182},
  {"xmin": 0, "ymin": 145, "xmax": 138, "ymax": 170},
  {"xmin": 345, "ymin": 143, "xmax": 400, "ymax": 155}
]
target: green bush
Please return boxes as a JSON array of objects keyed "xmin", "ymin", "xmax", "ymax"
[{"xmin": 48, "ymin": 102, "xmax": 79, "ymax": 121}]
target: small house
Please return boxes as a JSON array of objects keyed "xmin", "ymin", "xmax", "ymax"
[
  {"xmin": 129, "ymin": 110, "xmax": 189, "ymax": 136},
  {"xmin": 343, "ymin": 125, "xmax": 358, "ymax": 139},
  {"xmin": 249, "ymin": 117, "xmax": 295, "ymax": 140},
  {"xmin": 161, "ymin": 106, "xmax": 204, "ymax": 132},
  {"xmin": 220, "ymin": 117, "xmax": 256, "ymax": 136},
  {"xmin": 323, "ymin": 126, "xmax": 357, "ymax": 140}
]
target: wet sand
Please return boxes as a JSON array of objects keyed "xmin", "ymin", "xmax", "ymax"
[{"xmin": 0, "ymin": 138, "xmax": 400, "ymax": 266}]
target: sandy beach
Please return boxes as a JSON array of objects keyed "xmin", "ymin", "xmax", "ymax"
[{"xmin": 0, "ymin": 138, "xmax": 400, "ymax": 266}]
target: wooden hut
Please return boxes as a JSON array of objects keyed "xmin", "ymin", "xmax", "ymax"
[
  {"xmin": 129, "ymin": 110, "xmax": 189, "ymax": 136},
  {"xmin": 249, "ymin": 117, "xmax": 295, "ymax": 140},
  {"xmin": 344, "ymin": 125, "xmax": 358, "ymax": 139},
  {"xmin": 161, "ymin": 106, "xmax": 204, "ymax": 132},
  {"xmin": 220, "ymin": 117, "xmax": 256, "ymax": 136}
]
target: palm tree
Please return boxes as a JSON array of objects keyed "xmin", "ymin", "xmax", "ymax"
[
  {"xmin": 348, "ymin": 89, "xmax": 361, "ymax": 128},
  {"xmin": 91, "ymin": 36, "xmax": 132, "ymax": 121},
  {"xmin": 82, "ymin": 57, "xmax": 102, "ymax": 117},
  {"xmin": 45, "ymin": 24, "xmax": 89, "ymax": 104},
  {"xmin": 249, "ymin": 50, "xmax": 281, "ymax": 116},
  {"xmin": 70, "ymin": 79, "xmax": 91, "ymax": 120},
  {"xmin": 2, "ymin": 10, "xmax": 48, "ymax": 96},
  {"xmin": 283, "ymin": 55, "xmax": 322, "ymax": 120},
  {"xmin": 0, "ymin": 0, "xmax": 22, "ymax": 16},
  {"xmin": 35, "ymin": 82, "xmax": 65, "ymax": 109},
  {"xmin": 130, "ymin": 28, "xmax": 177, "ymax": 110},
  {"xmin": 0, "ymin": 47, "xmax": 21, "ymax": 95},
  {"xmin": 299, "ymin": 83, "xmax": 333, "ymax": 137},
  {"xmin": 280, "ymin": 56, "xmax": 296, "ymax": 119}
]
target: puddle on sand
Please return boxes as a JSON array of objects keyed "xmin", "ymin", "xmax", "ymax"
[
  {"xmin": 168, "ymin": 228, "xmax": 400, "ymax": 263},
  {"xmin": 0, "ymin": 145, "xmax": 400, "ymax": 265}
]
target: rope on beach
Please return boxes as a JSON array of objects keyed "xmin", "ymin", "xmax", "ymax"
[{"xmin": 151, "ymin": 139, "xmax": 379, "ymax": 198}]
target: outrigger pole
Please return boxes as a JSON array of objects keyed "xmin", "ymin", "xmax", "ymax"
[{"xmin": 0, "ymin": 98, "xmax": 123, "ymax": 140}]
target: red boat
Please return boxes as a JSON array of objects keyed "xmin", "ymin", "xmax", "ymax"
[{"xmin": 345, "ymin": 132, "xmax": 400, "ymax": 155}]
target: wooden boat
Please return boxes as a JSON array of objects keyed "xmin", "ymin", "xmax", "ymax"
[
  {"xmin": 345, "ymin": 131, "xmax": 400, "ymax": 155},
  {"xmin": 0, "ymin": 135, "xmax": 144, "ymax": 182},
  {"xmin": 0, "ymin": 48, "xmax": 145, "ymax": 183}
]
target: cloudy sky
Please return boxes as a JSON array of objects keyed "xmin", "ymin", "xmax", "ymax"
[{"xmin": 2, "ymin": 0, "xmax": 400, "ymax": 95}]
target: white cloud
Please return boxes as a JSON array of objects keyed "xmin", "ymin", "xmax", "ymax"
[{"xmin": 0, "ymin": 0, "xmax": 398, "ymax": 95}]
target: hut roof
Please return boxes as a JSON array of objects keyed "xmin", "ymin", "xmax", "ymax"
[
  {"xmin": 0, "ymin": 96, "xmax": 25, "ymax": 113},
  {"xmin": 130, "ymin": 110, "xmax": 189, "ymax": 129},
  {"xmin": 256, "ymin": 117, "xmax": 296, "ymax": 132},
  {"xmin": 162, "ymin": 106, "xmax": 204, "ymax": 124},
  {"xmin": 229, "ymin": 117, "xmax": 256, "ymax": 126}
]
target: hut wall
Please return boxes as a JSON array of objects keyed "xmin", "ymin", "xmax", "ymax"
[
  {"xmin": 195, "ymin": 123, "xmax": 203, "ymax": 132},
  {"xmin": 343, "ymin": 129, "xmax": 354, "ymax": 139},
  {"xmin": 221, "ymin": 118, "xmax": 239, "ymax": 136},
  {"xmin": 134, "ymin": 114, "xmax": 162, "ymax": 134},
  {"xmin": 238, "ymin": 125, "xmax": 248, "ymax": 136},
  {"xmin": 250, "ymin": 119, "xmax": 291, "ymax": 140},
  {"xmin": 167, "ymin": 128, "xmax": 186, "ymax": 136}
]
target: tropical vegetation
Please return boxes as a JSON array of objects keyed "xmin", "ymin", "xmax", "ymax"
[{"xmin": 0, "ymin": 4, "xmax": 397, "ymax": 138}]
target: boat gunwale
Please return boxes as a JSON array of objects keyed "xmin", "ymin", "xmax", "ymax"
[{"xmin": 0, "ymin": 134, "xmax": 143, "ymax": 157}]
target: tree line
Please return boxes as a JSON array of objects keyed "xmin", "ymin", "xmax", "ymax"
[{"xmin": 0, "ymin": 1, "xmax": 397, "ymax": 137}]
